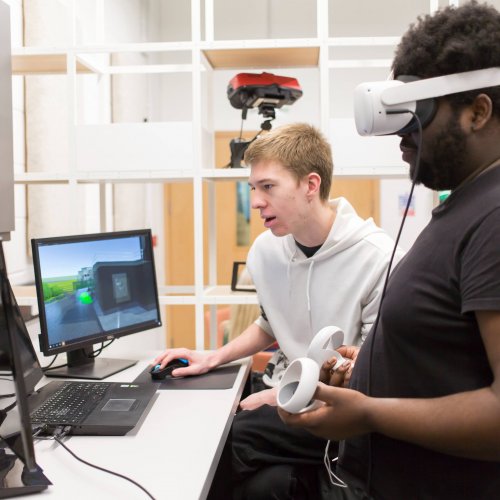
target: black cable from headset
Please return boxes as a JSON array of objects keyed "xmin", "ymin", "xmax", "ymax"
[
  {"xmin": 35, "ymin": 426, "xmax": 156, "ymax": 499},
  {"xmin": 364, "ymin": 109, "xmax": 423, "ymax": 497}
]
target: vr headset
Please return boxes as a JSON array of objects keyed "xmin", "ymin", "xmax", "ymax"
[{"xmin": 354, "ymin": 67, "xmax": 500, "ymax": 136}]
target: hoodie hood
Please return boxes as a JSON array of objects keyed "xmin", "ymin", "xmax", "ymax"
[
  {"xmin": 280, "ymin": 197, "xmax": 388, "ymax": 333},
  {"xmin": 246, "ymin": 195, "xmax": 400, "ymax": 361},
  {"xmin": 283, "ymin": 197, "xmax": 386, "ymax": 262}
]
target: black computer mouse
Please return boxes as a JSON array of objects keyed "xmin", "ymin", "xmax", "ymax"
[{"xmin": 150, "ymin": 358, "xmax": 189, "ymax": 380}]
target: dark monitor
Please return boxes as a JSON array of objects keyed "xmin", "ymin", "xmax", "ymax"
[
  {"xmin": 31, "ymin": 229, "xmax": 162, "ymax": 380},
  {"xmin": 0, "ymin": 251, "xmax": 43, "ymax": 396},
  {"xmin": 0, "ymin": 241, "xmax": 51, "ymax": 495}
]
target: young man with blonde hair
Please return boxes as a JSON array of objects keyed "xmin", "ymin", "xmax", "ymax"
[{"xmin": 154, "ymin": 122, "xmax": 401, "ymax": 498}]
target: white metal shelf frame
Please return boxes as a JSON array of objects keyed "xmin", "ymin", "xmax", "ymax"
[
  {"xmin": 14, "ymin": 166, "xmax": 413, "ymax": 184},
  {"xmin": 13, "ymin": 0, "xmax": 454, "ymax": 350}
]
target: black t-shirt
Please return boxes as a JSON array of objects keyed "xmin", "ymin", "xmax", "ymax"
[
  {"xmin": 294, "ymin": 239, "xmax": 322, "ymax": 258},
  {"xmin": 340, "ymin": 167, "xmax": 500, "ymax": 499}
]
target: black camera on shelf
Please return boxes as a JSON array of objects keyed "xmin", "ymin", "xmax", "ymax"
[{"xmin": 226, "ymin": 72, "xmax": 302, "ymax": 168}]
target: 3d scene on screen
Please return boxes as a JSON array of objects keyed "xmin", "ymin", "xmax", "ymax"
[{"xmin": 36, "ymin": 234, "xmax": 158, "ymax": 350}]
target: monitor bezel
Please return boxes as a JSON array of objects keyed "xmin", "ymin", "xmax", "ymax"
[
  {"xmin": 31, "ymin": 229, "xmax": 162, "ymax": 358},
  {"xmin": 0, "ymin": 242, "xmax": 39, "ymax": 472}
]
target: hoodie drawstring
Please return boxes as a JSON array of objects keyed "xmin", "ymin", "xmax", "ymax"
[
  {"xmin": 287, "ymin": 246, "xmax": 298, "ymax": 299},
  {"xmin": 306, "ymin": 260, "xmax": 315, "ymax": 330}
]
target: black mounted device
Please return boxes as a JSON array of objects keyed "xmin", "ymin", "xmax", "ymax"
[{"xmin": 226, "ymin": 72, "xmax": 302, "ymax": 168}]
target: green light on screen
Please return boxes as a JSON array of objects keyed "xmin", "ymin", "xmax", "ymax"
[{"xmin": 79, "ymin": 291, "xmax": 93, "ymax": 304}]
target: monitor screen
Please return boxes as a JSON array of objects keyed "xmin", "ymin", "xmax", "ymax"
[
  {"xmin": 0, "ymin": 268, "xmax": 43, "ymax": 397},
  {"xmin": 31, "ymin": 229, "xmax": 162, "ymax": 379},
  {"xmin": 0, "ymin": 241, "xmax": 51, "ymax": 492}
]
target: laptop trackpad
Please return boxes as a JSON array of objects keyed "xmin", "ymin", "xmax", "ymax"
[{"xmin": 102, "ymin": 399, "xmax": 136, "ymax": 411}]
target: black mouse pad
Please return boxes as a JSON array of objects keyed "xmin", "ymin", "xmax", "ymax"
[{"xmin": 132, "ymin": 364, "xmax": 240, "ymax": 390}]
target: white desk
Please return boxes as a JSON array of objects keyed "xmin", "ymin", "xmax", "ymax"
[{"xmin": 24, "ymin": 357, "xmax": 251, "ymax": 500}]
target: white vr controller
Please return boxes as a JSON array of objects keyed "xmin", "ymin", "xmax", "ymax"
[{"xmin": 277, "ymin": 326, "xmax": 346, "ymax": 414}]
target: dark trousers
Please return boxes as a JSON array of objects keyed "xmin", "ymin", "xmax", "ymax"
[{"xmin": 208, "ymin": 404, "xmax": 355, "ymax": 500}]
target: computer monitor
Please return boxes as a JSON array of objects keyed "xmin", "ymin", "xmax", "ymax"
[
  {"xmin": 0, "ymin": 241, "xmax": 51, "ymax": 495},
  {"xmin": 31, "ymin": 229, "xmax": 162, "ymax": 380}
]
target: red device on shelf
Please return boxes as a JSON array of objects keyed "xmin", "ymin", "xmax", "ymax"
[{"xmin": 227, "ymin": 72, "xmax": 302, "ymax": 118}]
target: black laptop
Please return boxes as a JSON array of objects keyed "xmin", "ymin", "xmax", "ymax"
[{"xmin": 28, "ymin": 379, "xmax": 156, "ymax": 436}]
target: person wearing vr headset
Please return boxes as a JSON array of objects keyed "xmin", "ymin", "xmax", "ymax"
[
  {"xmin": 154, "ymin": 122, "xmax": 402, "ymax": 499},
  {"xmin": 279, "ymin": 2, "xmax": 500, "ymax": 499}
]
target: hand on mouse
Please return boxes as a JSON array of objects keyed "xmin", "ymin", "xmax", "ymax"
[
  {"xmin": 150, "ymin": 358, "xmax": 190, "ymax": 379},
  {"xmin": 151, "ymin": 348, "xmax": 214, "ymax": 377}
]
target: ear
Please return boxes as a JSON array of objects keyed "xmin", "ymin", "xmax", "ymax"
[
  {"xmin": 469, "ymin": 93, "xmax": 493, "ymax": 132},
  {"xmin": 305, "ymin": 172, "xmax": 322, "ymax": 198}
]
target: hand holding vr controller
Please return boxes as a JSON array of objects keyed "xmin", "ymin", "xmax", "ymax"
[{"xmin": 277, "ymin": 326, "xmax": 352, "ymax": 414}]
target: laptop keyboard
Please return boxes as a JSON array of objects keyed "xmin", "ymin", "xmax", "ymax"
[{"xmin": 31, "ymin": 382, "xmax": 110, "ymax": 426}]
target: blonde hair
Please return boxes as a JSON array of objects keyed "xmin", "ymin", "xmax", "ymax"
[{"xmin": 244, "ymin": 123, "xmax": 334, "ymax": 201}]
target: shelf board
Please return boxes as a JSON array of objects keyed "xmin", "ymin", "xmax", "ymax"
[
  {"xmin": 202, "ymin": 168, "xmax": 250, "ymax": 180},
  {"xmin": 158, "ymin": 294, "xmax": 197, "ymax": 305},
  {"xmin": 12, "ymin": 53, "xmax": 93, "ymax": 75},
  {"xmin": 328, "ymin": 36, "xmax": 399, "ymax": 47},
  {"xmin": 334, "ymin": 165, "xmax": 408, "ymax": 178},
  {"xmin": 203, "ymin": 46, "xmax": 319, "ymax": 69},
  {"xmin": 14, "ymin": 172, "xmax": 71, "ymax": 184},
  {"xmin": 76, "ymin": 170, "xmax": 196, "ymax": 183},
  {"xmin": 10, "ymin": 38, "xmax": 400, "ymax": 75},
  {"xmin": 12, "ymin": 286, "xmax": 38, "ymax": 308},
  {"xmin": 14, "ymin": 170, "xmax": 196, "ymax": 184},
  {"xmin": 157, "ymin": 287, "xmax": 258, "ymax": 305},
  {"xmin": 14, "ymin": 167, "xmax": 407, "ymax": 183},
  {"xmin": 203, "ymin": 286, "xmax": 259, "ymax": 304}
]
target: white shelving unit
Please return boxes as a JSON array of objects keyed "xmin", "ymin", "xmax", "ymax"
[{"xmin": 11, "ymin": 0, "xmax": 454, "ymax": 349}]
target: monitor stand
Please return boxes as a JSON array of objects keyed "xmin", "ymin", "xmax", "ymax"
[
  {"xmin": 44, "ymin": 348, "xmax": 137, "ymax": 380},
  {"xmin": 0, "ymin": 446, "xmax": 51, "ymax": 498}
]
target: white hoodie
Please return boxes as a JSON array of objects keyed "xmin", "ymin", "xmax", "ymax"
[{"xmin": 247, "ymin": 197, "xmax": 403, "ymax": 362}]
